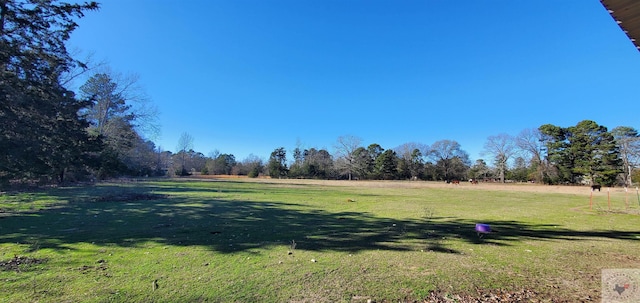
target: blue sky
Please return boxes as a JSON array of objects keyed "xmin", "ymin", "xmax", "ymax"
[{"xmin": 68, "ymin": 0, "xmax": 640, "ymax": 162}]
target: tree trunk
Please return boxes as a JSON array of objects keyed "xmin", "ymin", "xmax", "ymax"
[{"xmin": 58, "ymin": 169, "xmax": 65, "ymax": 184}]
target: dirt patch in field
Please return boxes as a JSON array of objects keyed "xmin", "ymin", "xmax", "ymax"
[
  {"xmin": 0, "ymin": 255, "xmax": 47, "ymax": 272},
  {"xmin": 77, "ymin": 259, "xmax": 109, "ymax": 273},
  {"xmin": 422, "ymin": 288, "xmax": 584, "ymax": 302},
  {"xmin": 424, "ymin": 289, "xmax": 544, "ymax": 303}
]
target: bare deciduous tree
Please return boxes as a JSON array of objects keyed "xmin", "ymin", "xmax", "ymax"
[
  {"xmin": 611, "ymin": 126, "xmax": 640, "ymax": 187},
  {"xmin": 482, "ymin": 134, "xmax": 516, "ymax": 183},
  {"xmin": 394, "ymin": 142, "xmax": 429, "ymax": 180},
  {"xmin": 394, "ymin": 142, "xmax": 429, "ymax": 161},
  {"xmin": 177, "ymin": 132, "xmax": 194, "ymax": 175},
  {"xmin": 515, "ymin": 128, "xmax": 546, "ymax": 182},
  {"xmin": 429, "ymin": 140, "xmax": 470, "ymax": 181},
  {"xmin": 333, "ymin": 135, "xmax": 362, "ymax": 180}
]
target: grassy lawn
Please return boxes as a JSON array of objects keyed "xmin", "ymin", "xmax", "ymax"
[{"xmin": 0, "ymin": 178, "xmax": 639, "ymax": 302}]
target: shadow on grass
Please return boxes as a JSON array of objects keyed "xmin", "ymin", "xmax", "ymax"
[{"xmin": 1, "ymin": 182, "xmax": 638, "ymax": 254}]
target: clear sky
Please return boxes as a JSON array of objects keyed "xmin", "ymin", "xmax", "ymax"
[{"xmin": 68, "ymin": 0, "xmax": 640, "ymax": 162}]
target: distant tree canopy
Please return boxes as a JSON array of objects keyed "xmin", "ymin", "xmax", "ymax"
[
  {"xmin": 176, "ymin": 120, "xmax": 636, "ymax": 187},
  {"xmin": 289, "ymin": 148, "xmax": 333, "ymax": 179},
  {"xmin": 205, "ymin": 154, "xmax": 236, "ymax": 175},
  {"xmin": 260, "ymin": 121, "xmax": 633, "ymax": 185}
]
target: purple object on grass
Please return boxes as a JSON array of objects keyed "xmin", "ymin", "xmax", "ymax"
[{"xmin": 475, "ymin": 223, "xmax": 491, "ymax": 233}]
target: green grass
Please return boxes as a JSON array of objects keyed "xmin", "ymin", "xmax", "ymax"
[{"xmin": 0, "ymin": 179, "xmax": 639, "ymax": 302}]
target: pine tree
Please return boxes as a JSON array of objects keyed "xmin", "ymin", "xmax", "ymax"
[{"xmin": 0, "ymin": 0, "xmax": 99, "ymax": 184}]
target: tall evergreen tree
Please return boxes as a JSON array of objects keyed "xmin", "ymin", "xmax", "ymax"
[
  {"xmin": 540, "ymin": 121, "xmax": 621, "ymax": 185},
  {"xmin": 408, "ymin": 149, "xmax": 425, "ymax": 180},
  {"xmin": 267, "ymin": 147, "xmax": 288, "ymax": 178},
  {"xmin": 80, "ymin": 73, "xmax": 134, "ymax": 137},
  {"xmin": 374, "ymin": 149, "xmax": 399, "ymax": 180},
  {"xmin": 351, "ymin": 147, "xmax": 373, "ymax": 180},
  {"xmin": 539, "ymin": 124, "xmax": 570, "ymax": 184},
  {"xmin": 0, "ymin": 0, "xmax": 99, "ymax": 184},
  {"xmin": 568, "ymin": 121, "xmax": 621, "ymax": 185}
]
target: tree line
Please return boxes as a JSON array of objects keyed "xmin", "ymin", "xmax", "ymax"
[
  {"xmin": 258, "ymin": 123, "xmax": 639, "ymax": 187},
  {"xmin": 174, "ymin": 122, "xmax": 639, "ymax": 188},
  {"xmin": 1, "ymin": 1, "xmax": 639, "ymax": 189}
]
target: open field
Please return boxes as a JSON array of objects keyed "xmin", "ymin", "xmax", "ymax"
[{"xmin": 1, "ymin": 178, "xmax": 639, "ymax": 302}]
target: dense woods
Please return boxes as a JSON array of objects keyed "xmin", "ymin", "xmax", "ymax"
[{"xmin": 1, "ymin": 1, "xmax": 639, "ymax": 189}]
